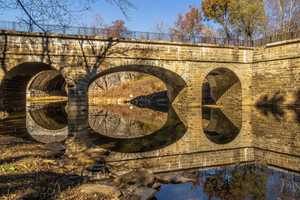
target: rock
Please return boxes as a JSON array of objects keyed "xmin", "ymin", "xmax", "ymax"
[
  {"xmin": 84, "ymin": 148, "xmax": 110, "ymax": 159},
  {"xmin": 156, "ymin": 174, "xmax": 195, "ymax": 184},
  {"xmin": 73, "ymin": 147, "xmax": 109, "ymax": 167},
  {"xmin": 152, "ymin": 182, "xmax": 161, "ymax": 189},
  {"xmin": 78, "ymin": 184, "xmax": 121, "ymax": 199},
  {"xmin": 17, "ymin": 188, "xmax": 38, "ymax": 199},
  {"xmin": 114, "ymin": 168, "xmax": 155, "ymax": 188},
  {"xmin": 0, "ymin": 111, "xmax": 9, "ymax": 120},
  {"xmin": 0, "ymin": 136, "xmax": 24, "ymax": 145},
  {"xmin": 171, "ymin": 176, "xmax": 195, "ymax": 184},
  {"xmin": 134, "ymin": 187, "xmax": 157, "ymax": 200},
  {"xmin": 43, "ymin": 143, "xmax": 66, "ymax": 158},
  {"xmin": 87, "ymin": 160, "xmax": 110, "ymax": 174},
  {"xmin": 44, "ymin": 142, "xmax": 66, "ymax": 151}
]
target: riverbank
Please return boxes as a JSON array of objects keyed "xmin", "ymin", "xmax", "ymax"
[{"xmin": 89, "ymin": 76, "xmax": 166, "ymax": 105}]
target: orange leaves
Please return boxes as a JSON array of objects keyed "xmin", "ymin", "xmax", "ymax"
[
  {"xmin": 171, "ymin": 5, "xmax": 203, "ymax": 40},
  {"xmin": 105, "ymin": 20, "xmax": 128, "ymax": 38},
  {"xmin": 202, "ymin": 0, "xmax": 230, "ymax": 22}
]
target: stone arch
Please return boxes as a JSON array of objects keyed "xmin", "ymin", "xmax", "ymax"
[
  {"xmin": 26, "ymin": 103, "xmax": 68, "ymax": 144},
  {"xmin": 202, "ymin": 67, "xmax": 242, "ymax": 144},
  {"xmin": 88, "ymin": 64, "xmax": 187, "ymax": 103},
  {"xmin": 26, "ymin": 70, "xmax": 67, "ymax": 100},
  {"xmin": 202, "ymin": 67, "xmax": 242, "ymax": 106},
  {"xmin": 0, "ymin": 62, "xmax": 65, "ymax": 112}
]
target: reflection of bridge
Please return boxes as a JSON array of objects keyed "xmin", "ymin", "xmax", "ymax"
[
  {"xmin": 105, "ymin": 107, "xmax": 300, "ymax": 173},
  {"xmin": 24, "ymin": 101, "xmax": 300, "ymax": 173}
]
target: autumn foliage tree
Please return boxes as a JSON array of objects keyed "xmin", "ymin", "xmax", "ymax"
[
  {"xmin": 202, "ymin": 0, "xmax": 232, "ymax": 39},
  {"xmin": 202, "ymin": 0, "xmax": 267, "ymax": 41},
  {"xmin": 170, "ymin": 5, "xmax": 203, "ymax": 41},
  {"xmin": 229, "ymin": 0, "xmax": 267, "ymax": 41},
  {"xmin": 105, "ymin": 20, "xmax": 128, "ymax": 38}
]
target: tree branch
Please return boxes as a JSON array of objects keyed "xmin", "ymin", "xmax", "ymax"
[{"xmin": 16, "ymin": 0, "xmax": 46, "ymax": 32}]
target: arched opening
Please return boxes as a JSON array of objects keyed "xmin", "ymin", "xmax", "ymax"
[
  {"xmin": 202, "ymin": 68, "xmax": 241, "ymax": 106},
  {"xmin": 88, "ymin": 65, "xmax": 187, "ymax": 104},
  {"xmin": 0, "ymin": 63, "xmax": 67, "ymax": 112},
  {"xmin": 202, "ymin": 68, "xmax": 242, "ymax": 144},
  {"xmin": 27, "ymin": 70, "xmax": 67, "ymax": 101},
  {"xmin": 89, "ymin": 71, "xmax": 167, "ymax": 105}
]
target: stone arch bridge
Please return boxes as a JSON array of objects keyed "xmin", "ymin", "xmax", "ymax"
[
  {"xmin": 2, "ymin": 30, "xmax": 300, "ymax": 173},
  {"xmin": 1, "ymin": 30, "xmax": 300, "ymax": 114}
]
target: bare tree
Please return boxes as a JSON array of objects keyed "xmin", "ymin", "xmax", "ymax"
[
  {"xmin": 154, "ymin": 21, "xmax": 169, "ymax": 34},
  {"xmin": 0, "ymin": 0, "xmax": 134, "ymax": 32},
  {"xmin": 265, "ymin": 0, "xmax": 300, "ymax": 32}
]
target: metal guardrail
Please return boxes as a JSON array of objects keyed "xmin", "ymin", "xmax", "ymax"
[
  {"xmin": 254, "ymin": 31, "xmax": 300, "ymax": 46},
  {"xmin": 0, "ymin": 21, "xmax": 299, "ymax": 47},
  {"xmin": 0, "ymin": 21, "xmax": 253, "ymax": 46}
]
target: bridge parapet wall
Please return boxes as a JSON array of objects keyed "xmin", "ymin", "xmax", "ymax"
[
  {"xmin": 252, "ymin": 39, "xmax": 300, "ymax": 105},
  {"xmin": 0, "ymin": 31, "xmax": 253, "ymax": 69}
]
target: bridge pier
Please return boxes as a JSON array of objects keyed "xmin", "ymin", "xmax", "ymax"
[{"xmin": 64, "ymin": 68, "xmax": 89, "ymax": 137}]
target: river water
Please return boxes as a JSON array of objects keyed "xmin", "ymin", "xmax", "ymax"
[{"xmin": 0, "ymin": 101, "xmax": 300, "ymax": 199}]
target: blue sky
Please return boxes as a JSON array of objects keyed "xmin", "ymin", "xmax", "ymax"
[
  {"xmin": 89, "ymin": 0, "xmax": 202, "ymax": 31},
  {"xmin": 0, "ymin": 0, "xmax": 202, "ymax": 32}
]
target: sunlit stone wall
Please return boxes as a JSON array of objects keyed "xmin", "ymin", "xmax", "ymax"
[
  {"xmin": 252, "ymin": 107, "xmax": 300, "ymax": 171},
  {"xmin": 252, "ymin": 39, "xmax": 300, "ymax": 105}
]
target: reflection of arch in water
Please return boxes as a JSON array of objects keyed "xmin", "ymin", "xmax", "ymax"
[
  {"xmin": 88, "ymin": 105, "xmax": 168, "ymax": 139},
  {"xmin": 202, "ymin": 68, "xmax": 241, "ymax": 106},
  {"xmin": 82, "ymin": 107, "xmax": 186, "ymax": 153},
  {"xmin": 26, "ymin": 103, "xmax": 68, "ymax": 144},
  {"xmin": 0, "ymin": 62, "xmax": 66, "ymax": 112},
  {"xmin": 202, "ymin": 107, "xmax": 241, "ymax": 144},
  {"xmin": 88, "ymin": 65, "xmax": 187, "ymax": 103},
  {"xmin": 26, "ymin": 70, "xmax": 67, "ymax": 99}
]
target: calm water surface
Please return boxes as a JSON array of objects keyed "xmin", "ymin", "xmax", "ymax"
[{"xmin": 1, "ymin": 101, "xmax": 300, "ymax": 199}]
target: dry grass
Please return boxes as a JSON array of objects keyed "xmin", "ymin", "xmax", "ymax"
[
  {"xmin": 90, "ymin": 76, "xmax": 166, "ymax": 99},
  {"xmin": 58, "ymin": 186, "xmax": 114, "ymax": 200}
]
